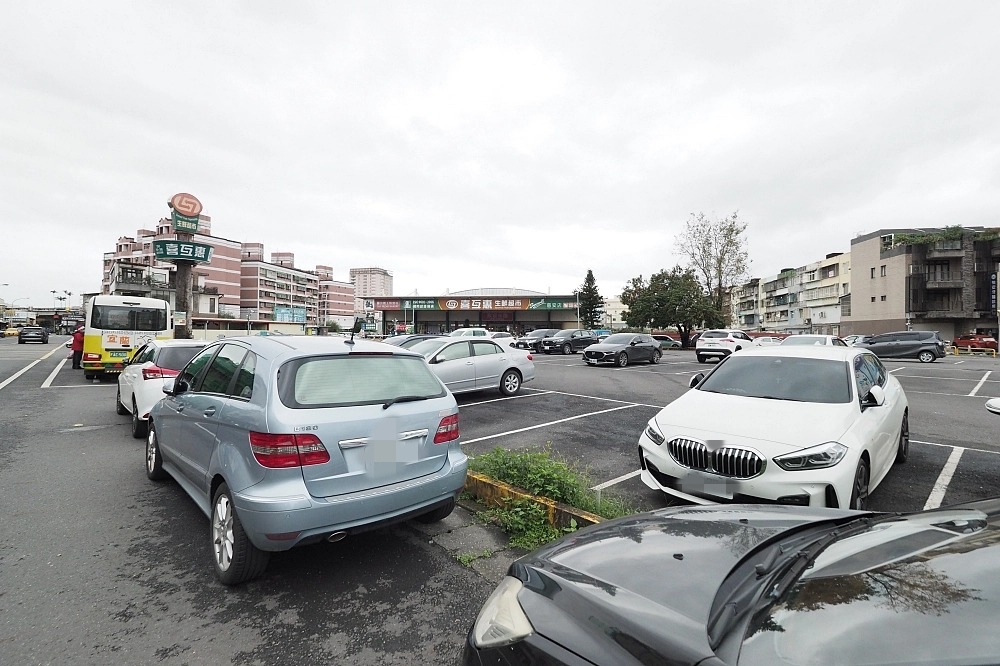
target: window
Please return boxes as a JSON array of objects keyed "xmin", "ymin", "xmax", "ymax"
[
  {"xmin": 880, "ymin": 295, "xmax": 887, "ymax": 301},
  {"xmin": 231, "ymin": 353, "xmax": 256, "ymax": 399},
  {"xmin": 437, "ymin": 341, "xmax": 471, "ymax": 362},
  {"xmin": 178, "ymin": 346, "xmax": 217, "ymax": 387},
  {"xmin": 200, "ymin": 344, "xmax": 248, "ymax": 394},
  {"xmin": 880, "ymin": 265, "xmax": 887, "ymax": 277},
  {"xmin": 472, "ymin": 340, "xmax": 500, "ymax": 356},
  {"xmin": 871, "ymin": 297, "xmax": 876, "ymax": 302},
  {"xmin": 870, "ymin": 268, "xmax": 875, "ymax": 279}
]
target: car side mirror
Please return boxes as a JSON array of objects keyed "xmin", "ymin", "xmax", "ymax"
[
  {"xmin": 864, "ymin": 384, "xmax": 886, "ymax": 407},
  {"xmin": 688, "ymin": 373, "xmax": 704, "ymax": 388},
  {"xmin": 164, "ymin": 378, "xmax": 188, "ymax": 396}
]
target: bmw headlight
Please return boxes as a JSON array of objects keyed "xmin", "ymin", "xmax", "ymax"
[
  {"xmin": 644, "ymin": 420, "xmax": 665, "ymax": 446},
  {"xmin": 774, "ymin": 442, "xmax": 848, "ymax": 471},
  {"xmin": 472, "ymin": 576, "xmax": 534, "ymax": 648}
]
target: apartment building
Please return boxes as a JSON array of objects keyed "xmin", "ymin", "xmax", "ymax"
[{"xmin": 239, "ymin": 249, "xmax": 320, "ymax": 324}]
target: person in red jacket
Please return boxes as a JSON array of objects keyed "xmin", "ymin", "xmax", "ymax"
[{"xmin": 71, "ymin": 326, "xmax": 84, "ymax": 369}]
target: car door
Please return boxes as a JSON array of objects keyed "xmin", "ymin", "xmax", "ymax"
[
  {"xmin": 155, "ymin": 345, "xmax": 219, "ymax": 481},
  {"xmin": 429, "ymin": 340, "xmax": 477, "ymax": 393},
  {"xmin": 471, "ymin": 340, "xmax": 506, "ymax": 390},
  {"xmin": 865, "ymin": 333, "xmax": 898, "ymax": 358},
  {"xmin": 854, "ymin": 353, "xmax": 899, "ymax": 479}
]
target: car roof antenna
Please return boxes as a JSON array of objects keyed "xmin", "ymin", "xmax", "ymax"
[{"xmin": 347, "ymin": 317, "xmax": 361, "ymax": 345}]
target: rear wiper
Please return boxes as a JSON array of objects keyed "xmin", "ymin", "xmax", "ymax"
[{"xmin": 382, "ymin": 395, "xmax": 430, "ymax": 410}]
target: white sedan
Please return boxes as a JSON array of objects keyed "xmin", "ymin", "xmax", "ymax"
[
  {"xmin": 117, "ymin": 339, "xmax": 207, "ymax": 438},
  {"xmin": 638, "ymin": 346, "xmax": 909, "ymax": 509},
  {"xmin": 407, "ymin": 337, "xmax": 535, "ymax": 396}
]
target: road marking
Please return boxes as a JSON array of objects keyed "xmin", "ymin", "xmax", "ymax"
[
  {"xmin": 41, "ymin": 358, "xmax": 68, "ymax": 388},
  {"xmin": 911, "ymin": 439, "xmax": 1000, "ymax": 457},
  {"xmin": 968, "ymin": 371, "xmax": 992, "ymax": 397},
  {"xmin": 463, "ymin": 404, "xmax": 640, "ymax": 445},
  {"xmin": 460, "ymin": 391, "xmax": 553, "ymax": 407},
  {"xmin": 524, "ymin": 387, "xmax": 663, "ymax": 409},
  {"xmin": 0, "ymin": 360, "xmax": 41, "ymax": 391},
  {"xmin": 923, "ymin": 446, "xmax": 965, "ymax": 510},
  {"xmin": 591, "ymin": 470, "xmax": 641, "ymax": 490}
]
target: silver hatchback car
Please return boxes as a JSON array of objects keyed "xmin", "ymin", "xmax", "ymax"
[{"xmin": 146, "ymin": 335, "xmax": 468, "ymax": 585}]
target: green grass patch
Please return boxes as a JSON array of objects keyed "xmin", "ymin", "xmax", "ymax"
[{"xmin": 456, "ymin": 549, "xmax": 494, "ymax": 566}]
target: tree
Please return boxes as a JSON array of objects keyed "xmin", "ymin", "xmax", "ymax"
[
  {"xmin": 576, "ymin": 269, "xmax": 604, "ymax": 329},
  {"xmin": 677, "ymin": 211, "xmax": 750, "ymax": 316},
  {"xmin": 620, "ymin": 266, "xmax": 719, "ymax": 346},
  {"xmin": 325, "ymin": 320, "xmax": 342, "ymax": 333}
]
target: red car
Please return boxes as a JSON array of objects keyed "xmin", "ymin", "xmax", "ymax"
[{"xmin": 952, "ymin": 334, "xmax": 998, "ymax": 350}]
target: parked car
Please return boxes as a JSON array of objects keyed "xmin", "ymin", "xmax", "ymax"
[
  {"xmin": 854, "ymin": 329, "xmax": 947, "ymax": 363},
  {"xmin": 694, "ymin": 328, "xmax": 754, "ymax": 363},
  {"xmin": 512, "ymin": 328, "xmax": 561, "ymax": 353},
  {"xmin": 952, "ymin": 333, "xmax": 998, "ymax": 351},
  {"xmin": 651, "ymin": 334, "xmax": 681, "ymax": 349},
  {"xmin": 449, "ymin": 327, "xmax": 490, "ymax": 338},
  {"xmin": 841, "ymin": 334, "xmax": 872, "ymax": 346},
  {"xmin": 463, "ymin": 496, "xmax": 1000, "ymax": 666},
  {"xmin": 146, "ymin": 335, "xmax": 468, "ymax": 584},
  {"xmin": 116, "ymin": 339, "xmax": 207, "ymax": 438},
  {"xmin": 583, "ymin": 333, "xmax": 662, "ymax": 366},
  {"xmin": 17, "ymin": 326, "xmax": 49, "ymax": 344},
  {"xmin": 381, "ymin": 333, "xmax": 447, "ymax": 349},
  {"xmin": 408, "ymin": 337, "xmax": 535, "ymax": 396},
  {"xmin": 753, "ymin": 335, "xmax": 783, "ymax": 346},
  {"xmin": 780, "ymin": 334, "xmax": 848, "ymax": 346},
  {"xmin": 638, "ymin": 346, "xmax": 908, "ymax": 508},
  {"xmin": 539, "ymin": 329, "xmax": 598, "ymax": 355},
  {"xmin": 487, "ymin": 331, "xmax": 515, "ymax": 346}
]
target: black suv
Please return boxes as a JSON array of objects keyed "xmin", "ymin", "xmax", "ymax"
[
  {"xmin": 539, "ymin": 329, "xmax": 598, "ymax": 354},
  {"xmin": 854, "ymin": 330, "xmax": 946, "ymax": 363},
  {"xmin": 513, "ymin": 328, "xmax": 561, "ymax": 353}
]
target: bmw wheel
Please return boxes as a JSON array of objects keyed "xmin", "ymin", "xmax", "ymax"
[
  {"xmin": 211, "ymin": 482, "xmax": 270, "ymax": 585},
  {"xmin": 499, "ymin": 369, "xmax": 522, "ymax": 396},
  {"xmin": 650, "ymin": 350, "xmax": 661, "ymax": 364},
  {"xmin": 616, "ymin": 352, "xmax": 629, "ymax": 367},
  {"xmin": 849, "ymin": 457, "xmax": 870, "ymax": 510},
  {"xmin": 146, "ymin": 422, "xmax": 167, "ymax": 481},
  {"xmin": 895, "ymin": 411, "xmax": 910, "ymax": 464},
  {"xmin": 918, "ymin": 350, "xmax": 936, "ymax": 363}
]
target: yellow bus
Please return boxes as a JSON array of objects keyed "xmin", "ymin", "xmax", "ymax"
[{"xmin": 82, "ymin": 295, "xmax": 173, "ymax": 379}]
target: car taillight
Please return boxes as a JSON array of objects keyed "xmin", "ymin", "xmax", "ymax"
[
  {"xmin": 142, "ymin": 365, "xmax": 180, "ymax": 380},
  {"xmin": 526, "ymin": 353, "xmax": 533, "ymax": 361},
  {"xmin": 249, "ymin": 432, "xmax": 331, "ymax": 468},
  {"xmin": 83, "ymin": 352, "xmax": 101, "ymax": 361},
  {"xmin": 433, "ymin": 414, "xmax": 460, "ymax": 444}
]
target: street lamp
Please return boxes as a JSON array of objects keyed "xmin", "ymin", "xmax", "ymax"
[{"xmin": 50, "ymin": 290, "xmax": 58, "ymax": 308}]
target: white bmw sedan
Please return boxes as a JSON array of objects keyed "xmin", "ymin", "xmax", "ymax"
[{"xmin": 638, "ymin": 346, "xmax": 908, "ymax": 509}]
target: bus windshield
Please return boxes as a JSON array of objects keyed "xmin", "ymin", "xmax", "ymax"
[{"xmin": 91, "ymin": 305, "xmax": 169, "ymax": 332}]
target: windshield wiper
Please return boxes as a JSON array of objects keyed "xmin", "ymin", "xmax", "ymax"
[
  {"xmin": 768, "ymin": 517, "xmax": 876, "ymax": 600},
  {"xmin": 382, "ymin": 395, "xmax": 430, "ymax": 410}
]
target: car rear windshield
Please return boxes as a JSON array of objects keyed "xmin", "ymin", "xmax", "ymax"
[
  {"xmin": 157, "ymin": 346, "xmax": 206, "ymax": 371},
  {"xmin": 698, "ymin": 356, "xmax": 852, "ymax": 404},
  {"xmin": 277, "ymin": 354, "xmax": 446, "ymax": 408},
  {"xmin": 701, "ymin": 331, "xmax": 728, "ymax": 338}
]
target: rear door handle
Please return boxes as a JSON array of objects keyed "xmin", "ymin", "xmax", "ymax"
[{"xmin": 203, "ymin": 407, "xmax": 217, "ymax": 417}]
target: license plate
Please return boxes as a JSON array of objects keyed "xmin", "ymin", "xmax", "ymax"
[
  {"xmin": 586, "ymin": 358, "xmax": 597, "ymax": 364},
  {"xmin": 109, "ymin": 351, "xmax": 129, "ymax": 358}
]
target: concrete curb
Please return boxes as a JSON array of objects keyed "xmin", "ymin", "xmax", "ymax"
[{"xmin": 463, "ymin": 471, "xmax": 604, "ymax": 529}]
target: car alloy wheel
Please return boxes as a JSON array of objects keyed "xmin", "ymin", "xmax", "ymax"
[
  {"xmin": 116, "ymin": 386, "xmax": 129, "ymax": 415},
  {"xmin": 616, "ymin": 352, "xmax": 629, "ymax": 367},
  {"xmin": 918, "ymin": 350, "xmax": 935, "ymax": 363},
  {"xmin": 650, "ymin": 350, "xmax": 661, "ymax": 364},
  {"xmin": 211, "ymin": 483, "xmax": 270, "ymax": 585},
  {"xmin": 849, "ymin": 457, "xmax": 870, "ymax": 510},
  {"xmin": 562, "ymin": 343, "xmax": 572, "ymax": 355},
  {"xmin": 500, "ymin": 369, "xmax": 522, "ymax": 396},
  {"xmin": 895, "ymin": 411, "xmax": 910, "ymax": 464},
  {"xmin": 146, "ymin": 423, "xmax": 166, "ymax": 480},
  {"xmin": 131, "ymin": 399, "xmax": 148, "ymax": 439}
]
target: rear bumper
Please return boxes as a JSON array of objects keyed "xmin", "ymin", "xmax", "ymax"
[{"xmin": 234, "ymin": 450, "xmax": 469, "ymax": 551}]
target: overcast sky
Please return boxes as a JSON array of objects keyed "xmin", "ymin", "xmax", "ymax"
[{"xmin": 4, "ymin": 1, "xmax": 999, "ymax": 309}]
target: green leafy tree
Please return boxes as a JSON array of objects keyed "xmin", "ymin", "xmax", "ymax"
[
  {"xmin": 325, "ymin": 320, "xmax": 342, "ymax": 333},
  {"xmin": 677, "ymin": 211, "xmax": 750, "ymax": 316},
  {"xmin": 621, "ymin": 266, "xmax": 720, "ymax": 346},
  {"xmin": 576, "ymin": 269, "xmax": 604, "ymax": 329}
]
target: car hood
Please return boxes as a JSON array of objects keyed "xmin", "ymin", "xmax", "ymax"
[
  {"xmin": 653, "ymin": 389, "xmax": 857, "ymax": 453},
  {"xmin": 513, "ymin": 504, "xmax": 854, "ymax": 665}
]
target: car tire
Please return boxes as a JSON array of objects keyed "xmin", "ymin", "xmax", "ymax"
[
  {"xmin": 85, "ymin": 373, "xmax": 96, "ymax": 380},
  {"xmin": 131, "ymin": 399, "xmax": 148, "ymax": 439},
  {"xmin": 499, "ymin": 369, "xmax": 522, "ymax": 396},
  {"xmin": 849, "ymin": 457, "xmax": 870, "ymax": 510},
  {"xmin": 616, "ymin": 352, "xmax": 629, "ymax": 367},
  {"xmin": 650, "ymin": 350, "xmax": 661, "ymax": 364},
  {"xmin": 212, "ymin": 482, "xmax": 270, "ymax": 585},
  {"xmin": 415, "ymin": 498, "xmax": 455, "ymax": 524},
  {"xmin": 146, "ymin": 422, "xmax": 167, "ymax": 481},
  {"xmin": 696, "ymin": 354, "xmax": 707, "ymax": 364},
  {"xmin": 895, "ymin": 411, "xmax": 909, "ymax": 464},
  {"xmin": 562, "ymin": 343, "xmax": 572, "ymax": 355},
  {"xmin": 918, "ymin": 350, "xmax": 935, "ymax": 363},
  {"xmin": 116, "ymin": 386, "xmax": 129, "ymax": 415}
]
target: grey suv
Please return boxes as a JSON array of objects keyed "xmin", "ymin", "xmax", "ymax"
[{"xmin": 854, "ymin": 330, "xmax": 946, "ymax": 363}]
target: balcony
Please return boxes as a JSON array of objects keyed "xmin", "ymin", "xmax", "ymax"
[
  {"xmin": 924, "ymin": 279, "xmax": 964, "ymax": 290},
  {"xmin": 925, "ymin": 241, "xmax": 964, "ymax": 259}
]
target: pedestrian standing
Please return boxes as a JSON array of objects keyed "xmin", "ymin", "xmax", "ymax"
[{"xmin": 71, "ymin": 326, "xmax": 84, "ymax": 369}]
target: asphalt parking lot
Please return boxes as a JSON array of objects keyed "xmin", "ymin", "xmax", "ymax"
[{"xmin": 456, "ymin": 348, "xmax": 1000, "ymax": 515}]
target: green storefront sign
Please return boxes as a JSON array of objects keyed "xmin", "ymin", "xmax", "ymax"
[{"xmin": 153, "ymin": 239, "xmax": 214, "ymax": 263}]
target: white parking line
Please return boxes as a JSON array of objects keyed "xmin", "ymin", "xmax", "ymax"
[
  {"xmin": 968, "ymin": 371, "xmax": 992, "ymax": 397},
  {"xmin": 523, "ymin": 387, "xmax": 662, "ymax": 409},
  {"xmin": 591, "ymin": 470, "xmax": 641, "ymax": 490},
  {"xmin": 41, "ymin": 358, "xmax": 68, "ymax": 388},
  {"xmin": 923, "ymin": 446, "xmax": 965, "ymax": 510},
  {"xmin": 463, "ymin": 404, "xmax": 640, "ymax": 445},
  {"xmin": 911, "ymin": 439, "xmax": 1000, "ymax": 457},
  {"xmin": 460, "ymin": 391, "xmax": 553, "ymax": 408}
]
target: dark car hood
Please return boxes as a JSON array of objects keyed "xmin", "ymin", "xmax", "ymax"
[{"xmin": 511, "ymin": 504, "xmax": 855, "ymax": 665}]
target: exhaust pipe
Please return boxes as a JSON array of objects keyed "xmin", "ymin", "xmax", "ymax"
[{"xmin": 326, "ymin": 531, "xmax": 348, "ymax": 543}]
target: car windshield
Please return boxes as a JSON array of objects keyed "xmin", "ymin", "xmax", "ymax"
[
  {"xmin": 697, "ymin": 355, "xmax": 852, "ymax": 403},
  {"xmin": 604, "ymin": 333, "xmax": 635, "ymax": 344},
  {"xmin": 277, "ymin": 354, "xmax": 445, "ymax": 408}
]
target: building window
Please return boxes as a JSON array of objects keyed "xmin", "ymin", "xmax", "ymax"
[
  {"xmin": 871, "ymin": 297, "xmax": 876, "ymax": 302},
  {"xmin": 880, "ymin": 265, "xmax": 887, "ymax": 277},
  {"xmin": 880, "ymin": 295, "xmax": 887, "ymax": 301},
  {"xmin": 870, "ymin": 268, "xmax": 875, "ymax": 279}
]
